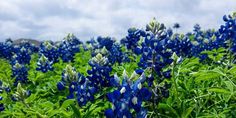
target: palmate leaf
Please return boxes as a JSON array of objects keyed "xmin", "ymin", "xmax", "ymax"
[
  {"xmin": 191, "ymin": 68, "xmax": 224, "ymax": 83},
  {"xmin": 179, "ymin": 58, "xmax": 200, "ymax": 73}
]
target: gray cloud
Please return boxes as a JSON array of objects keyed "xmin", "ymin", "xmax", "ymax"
[{"xmin": 0, "ymin": 0, "xmax": 236, "ymax": 42}]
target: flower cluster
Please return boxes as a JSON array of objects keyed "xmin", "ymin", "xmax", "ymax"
[
  {"xmin": 12, "ymin": 83, "xmax": 31, "ymax": 101},
  {"xmin": 92, "ymin": 44, "xmax": 130, "ymax": 65},
  {"xmin": 86, "ymin": 38, "xmax": 99, "ymax": 50},
  {"xmin": 12, "ymin": 47, "xmax": 32, "ymax": 65},
  {"xmin": 108, "ymin": 43, "xmax": 130, "ymax": 64},
  {"xmin": 166, "ymin": 35, "xmax": 192, "ymax": 57},
  {"xmin": 58, "ymin": 33, "xmax": 82, "ymax": 62},
  {"xmin": 105, "ymin": 70, "xmax": 151, "ymax": 118},
  {"xmin": 87, "ymin": 53, "xmax": 113, "ymax": 88},
  {"xmin": 57, "ymin": 65, "xmax": 84, "ymax": 94},
  {"xmin": 18, "ymin": 40, "xmax": 39, "ymax": 53},
  {"xmin": 36, "ymin": 54, "xmax": 54, "ymax": 73},
  {"xmin": 39, "ymin": 41, "xmax": 59, "ymax": 63},
  {"xmin": 138, "ymin": 19, "xmax": 173, "ymax": 86},
  {"xmin": 57, "ymin": 65, "xmax": 96, "ymax": 106},
  {"xmin": 97, "ymin": 36, "xmax": 115, "ymax": 50},
  {"xmin": 11, "ymin": 62, "xmax": 28, "ymax": 86},
  {"xmin": 186, "ymin": 25, "xmax": 217, "ymax": 61},
  {"xmin": 121, "ymin": 28, "xmax": 146, "ymax": 54},
  {"xmin": 0, "ymin": 39, "xmax": 15, "ymax": 59},
  {"xmin": 76, "ymin": 80, "xmax": 96, "ymax": 106},
  {"xmin": 217, "ymin": 15, "xmax": 236, "ymax": 56}
]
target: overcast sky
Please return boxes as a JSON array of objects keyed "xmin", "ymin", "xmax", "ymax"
[{"xmin": 0, "ymin": 0, "xmax": 236, "ymax": 42}]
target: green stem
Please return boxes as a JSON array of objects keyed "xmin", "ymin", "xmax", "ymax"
[{"xmin": 172, "ymin": 61, "xmax": 179, "ymax": 99}]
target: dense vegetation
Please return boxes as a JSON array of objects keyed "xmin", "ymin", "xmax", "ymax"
[{"xmin": 0, "ymin": 13, "xmax": 236, "ymax": 118}]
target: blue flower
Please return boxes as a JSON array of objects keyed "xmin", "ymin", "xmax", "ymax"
[
  {"xmin": 217, "ymin": 14, "xmax": 236, "ymax": 59},
  {"xmin": 97, "ymin": 36, "xmax": 114, "ymax": 50},
  {"xmin": 0, "ymin": 103, "xmax": 4, "ymax": 112},
  {"xmin": 121, "ymin": 28, "xmax": 146, "ymax": 54},
  {"xmin": 36, "ymin": 54, "xmax": 54, "ymax": 73},
  {"xmin": 87, "ymin": 53, "xmax": 114, "ymax": 88},
  {"xmin": 76, "ymin": 80, "xmax": 95, "ymax": 106},
  {"xmin": 57, "ymin": 65, "xmax": 90, "ymax": 105},
  {"xmin": 104, "ymin": 109, "xmax": 114, "ymax": 118},
  {"xmin": 12, "ymin": 47, "xmax": 31, "ymax": 65},
  {"xmin": 39, "ymin": 41, "xmax": 59, "ymax": 62},
  {"xmin": 105, "ymin": 70, "xmax": 150, "ymax": 117},
  {"xmin": 173, "ymin": 23, "xmax": 180, "ymax": 29},
  {"xmin": 0, "ymin": 38, "xmax": 15, "ymax": 59},
  {"xmin": 11, "ymin": 62, "xmax": 28, "ymax": 85},
  {"xmin": 58, "ymin": 33, "xmax": 81, "ymax": 62},
  {"xmin": 108, "ymin": 43, "xmax": 130, "ymax": 64},
  {"xmin": 57, "ymin": 81, "xmax": 65, "ymax": 91}
]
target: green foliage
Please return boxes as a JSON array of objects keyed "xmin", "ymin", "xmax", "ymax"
[{"xmin": 1, "ymin": 46, "xmax": 236, "ymax": 118}]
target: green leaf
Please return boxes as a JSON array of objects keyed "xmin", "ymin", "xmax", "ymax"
[
  {"xmin": 192, "ymin": 69, "xmax": 222, "ymax": 83},
  {"xmin": 158, "ymin": 103, "xmax": 180, "ymax": 117},
  {"xmin": 208, "ymin": 87, "xmax": 231, "ymax": 94},
  {"xmin": 60, "ymin": 99, "xmax": 75, "ymax": 109},
  {"xmin": 224, "ymin": 81, "xmax": 234, "ymax": 92},
  {"xmin": 71, "ymin": 104, "xmax": 82, "ymax": 118},
  {"xmin": 181, "ymin": 107, "xmax": 194, "ymax": 118}
]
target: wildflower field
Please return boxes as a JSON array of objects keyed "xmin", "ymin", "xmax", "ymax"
[{"xmin": 0, "ymin": 14, "xmax": 236, "ymax": 118}]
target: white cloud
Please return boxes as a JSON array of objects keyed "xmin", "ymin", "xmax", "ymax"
[{"xmin": 0, "ymin": 0, "xmax": 235, "ymax": 41}]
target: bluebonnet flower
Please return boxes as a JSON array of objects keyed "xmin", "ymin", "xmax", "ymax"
[
  {"xmin": 0, "ymin": 103, "xmax": 4, "ymax": 112},
  {"xmin": 105, "ymin": 70, "xmax": 151, "ymax": 118},
  {"xmin": 173, "ymin": 23, "xmax": 180, "ymax": 29},
  {"xmin": 36, "ymin": 54, "xmax": 54, "ymax": 73},
  {"xmin": 92, "ymin": 46, "xmax": 109, "ymax": 57},
  {"xmin": 5, "ymin": 87, "xmax": 11, "ymax": 93},
  {"xmin": 57, "ymin": 65, "xmax": 86, "ymax": 99},
  {"xmin": 86, "ymin": 38, "xmax": 99, "ymax": 50},
  {"xmin": 76, "ymin": 79, "xmax": 96, "ymax": 106},
  {"xmin": 12, "ymin": 83, "xmax": 31, "ymax": 101},
  {"xmin": 97, "ymin": 36, "xmax": 115, "ymax": 50},
  {"xmin": 58, "ymin": 33, "xmax": 82, "ymax": 62},
  {"xmin": 0, "ymin": 80, "xmax": 11, "ymax": 93},
  {"xmin": 39, "ymin": 41, "xmax": 59, "ymax": 63},
  {"xmin": 0, "ymin": 38, "xmax": 15, "ymax": 59},
  {"xmin": 121, "ymin": 28, "xmax": 146, "ymax": 54},
  {"xmin": 193, "ymin": 24, "xmax": 201, "ymax": 33},
  {"xmin": 11, "ymin": 62, "xmax": 28, "ymax": 86},
  {"xmin": 217, "ymin": 15, "xmax": 236, "ymax": 55},
  {"xmin": 57, "ymin": 65, "xmax": 95, "ymax": 106},
  {"xmin": 138, "ymin": 19, "xmax": 173, "ymax": 86},
  {"xmin": 186, "ymin": 25, "xmax": 218, "ymax": 61},
  {"xmin": 108, "ymin": 43, "xmax": 130, "ymax": 64},
  {"xmin": 166, "ymin": 35, "xmax": 192, "ymax": 57},
  {"xmin": 18, "ymin": 40, "xmax": 39, "ymax": 53},
  {"xmin": 12, "ymin": 47, "xmax": 31, "ymax": 65},
  {"xmin": 87, "ymin": 53, "xmax": 114, "ymax": 88},
  {"xmin": 92, "ymin": 44, "xmax": 130, "ymax": 65},
  {"xmin": 146, "ymin": 18, "xmax": 167, "ymax": 39}
]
